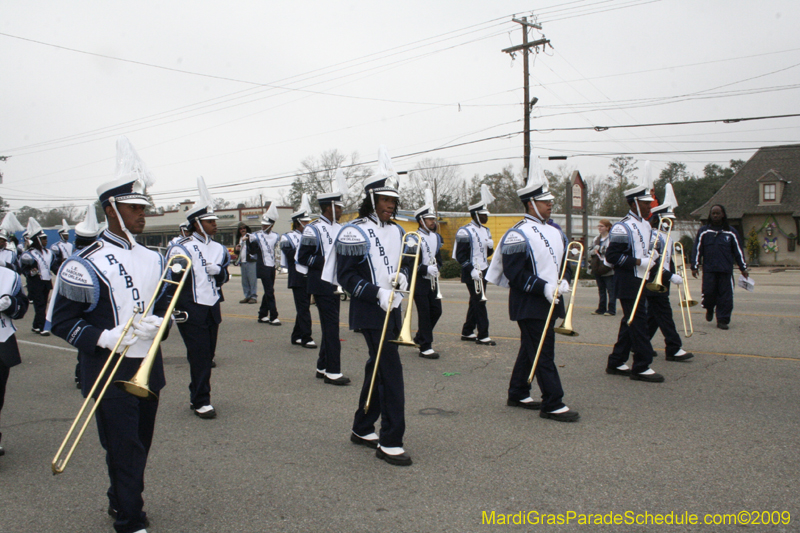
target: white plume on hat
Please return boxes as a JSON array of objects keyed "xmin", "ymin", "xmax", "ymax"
[
  {"xmin": 642, "ymin": 160, "xmax": 654, "ymax": 192},
  {"xmin": 0, "ymin": 212, "xmax": 25, "ymax": 233},
  {"xmin": 59, "ymin": 219, "xmax": 70, "ymax": 233},
  {"xmin": 335, "ymin": 167, "xmax": 348, "ymax": 199},
  {"xmin": 377, "ymin": 145, "xmax": 397, "ymax": 179},
  {"xmin": 75, "ymin": 204, "xmax": 101, "ymax": 237},
  {"xmin": 424, "ymin": 187, "xmax": 435, "ymax": 211},
  {"xmin": 299, "ymin": 193, "xmax": 313, "ymax": 216},
  {"xmin": 26, "ymin": 217, "xmax": 44, "ymax": 238},
  {"xmin": 479, "ymin": 184, "xmax": 496, "ymax": 207},
  {"xmin": 197, "ymin": 176, "xmax": 215, "ymax": 212},
  {"xmin": 262, "ymin": 203, "xmax": 279, "ymax": 225},
  {"xmin": 115, "ymin": 136, "xmax": 155, "ymax": 188},
  {"xmin": 663, "ymin": 182, "xmax": 678, "ymax": 209}
]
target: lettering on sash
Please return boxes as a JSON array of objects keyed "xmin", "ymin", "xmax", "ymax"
[{"xmin": 531, "ymin": 225, "xmax": 559, "ymax": 270}]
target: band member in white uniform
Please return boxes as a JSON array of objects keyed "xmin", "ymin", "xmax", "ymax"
[
  {"xmin": 168, "ymin": 222, "xmax": 190, "ymax": 246},
  {"xmin": 51, "ymin": 219, "xmax": 74, "ymax": 270},
  {"xmin": 0, "ymin": 258, "xmax": 29, "ymax": 458},
  {"xmin": 406, "ymin": 191, "xmax": 443, "ymax": 359},
  {"xmin": 50, "ymin": 136, "xmax": 169, "ymax": 533},
  {"xmin": 487, "ymin": 163, "xmax": 579, "ymax": 422},
  {"xmin": 323, "ymin": 147, "xmax": 412, "ymax": 466},
  {"xmin": 167, "ymin": 177, "xmax": 230, "ymax": 419},
  {"xmin": 19, "ymin": 218, "xmax": 55, "ymax": 336},
  {"xmin": 250, "ymin": 204, "xmax": 281, "ymax": 325},
  {"xmin": 0, "ymin": 230, "xmax": 19, "ymax": 273},
  {"xmin": 454, "ymin": 185, "xmax": 496, "ymax": 346},
  {"xmin": 280, "ymin": 194, "xmax": 315, "ymax": 348}
]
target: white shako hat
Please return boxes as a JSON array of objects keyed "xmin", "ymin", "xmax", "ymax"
[
  {"xmin": 414, "ymin": 188, "xmax": 436, "ymax": 219},
  {"xmin": 261, "ymin": 203, "xmax": 280, "ymax": 226},
  {"xmin": 292, "ymin": 193, "xmax": 313, "ymax": 222},
  {"xmin": 75, "ymin": 204, "xmax": 101, "ymax": 238},
  {"xmin": 97, "ymin": 136, "xmax": 154, "ymax": 208},
  {"xmin": 186, "ymin": 176, "xmax": 219, "ymax": 224},
  {"xmin": 0, "ymin": 212, "xmax": 25, "ymax": 239},
  {"xmin": 469, "ymin": 184, "xmax": 495, "ymax": 214},
  {"xmin": 651, "ymin": 182, "xmax": 678, "ymax": 219},
  {"xmin": 26, "ymin": 217, "xmax": 45, "ymax": 239},
  {"xmin": 364, "ymin": 146, "xmax": 400, "ymax": 199},
  {"xmin": 58, "ymin": 219, "xmax": 70, "ymax": 235},
  {"xmin": 517, "ymin": 156, "xmax": 555, "ymax": 202},
  {"xmin": 178, "ymin": 221, "xmax": 190, "ymax": 231},
  {"xmin": 318, "ymin": 166, "xmax": 348, "ymax": 207},
  {"xmin": 624, "ymin": 160, "xmax": 655, "ymax": 202}
]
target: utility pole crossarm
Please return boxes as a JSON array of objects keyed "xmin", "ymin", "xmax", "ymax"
[
  {"xmin": 501, "ymin": 38, "xmax": 550, "ymax": 55},
  {"xmin": 511, "ymin": 18, "xmax": 542, "ymax": 29}
]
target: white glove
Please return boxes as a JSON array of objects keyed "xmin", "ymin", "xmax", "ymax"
[
  {"xmin": 559, "ymin": 279, "xmax": 571, "ymax": 295},
  {"xmin": 544, "ymin": 283, "xmax": 560, "ymax": 304},
  {"xmin": 394, "ymin": 272, "xmax": 408, "ymax": 292},
  {"xmin": 377, "ymin": 288, "xmax": 403, "ymax": 312},
  {"xmin": 0, "ymin": 296, "xmax": 11, "ymax": 312},
  {"xmin": 670, "ymin": 274, "xmax": 683, "ymax": 285},
  {"xmin": 97, "ymin": 323, "xmax": 138, "ymax": 353},
  {"xmin": 486, "ymin": 239, "xmax": 494, "ymax": 249},
  {"xmin": 470, "ymin": 268, "xmax": 482, "ymax": 281},
  {"xmin": 645, "ymin": 250, "xmax": 660, "ymax": 271},
  {"xmin": 426, "ymin": 265, "xmax": 439, "ymax": 279},
  {"xmin": 205, "ymin": 264, "xmax": 221, "ymax": 276},
  {"xmin": 132, "ymin": 315, "xmax": 163, "ymax": 341}
]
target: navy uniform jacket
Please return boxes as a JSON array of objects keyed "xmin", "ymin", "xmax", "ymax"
[
  {"xmin": 691, "ymin": 225, "xmax": 747, "ymax": 273},
  {"xmin": 279, "ymin": 230, "xmax": 306, "ymax": 289},
  {"xmin": 167, "ymin": 234, "xmax": 230, "ymax": 327},
  {"xmin": 49, "ymin": 232, "xmax": 170, "ymax": 399},
  {"xmin": 0, "ymin": 268, "xmax": 29, "ymax": 368},
  {"xmin": 404, "ymin": 229, "xmax": 443, "ymax": 280},
  {"xmin": 606, "ymin": 212, "xmax": 652, "ymax": 300},
  {"xmin": 297, "ymin": 217, "xmax": 339, "ymax": 297},
  {"xmin": 329, "ymin": 215, "xmax": 409, "ymax": 331},
  {"xmin": 454, "ymin": 222, "xmax": 494, "ymax": 283}
]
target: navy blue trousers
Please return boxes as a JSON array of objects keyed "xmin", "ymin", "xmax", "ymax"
[
  {"xmin": 290, "ymin": 286, "xmax": 313, "ymax": 344},
  {"xmin": 314, "ymin": 293, "xmax": 341, "ymax": 374},
  {"xmin": 461, "ymin": 278, "xmax": 489, "ymax": 338},
  {"xmin": 95, "ymin": 394, "xmax": 158, "ymax": 533},
  {"xmin": 413, "ymin": 282, "xmax": 442, "ymax": 352},
  {"xmin": 608, "ymin": 297, "xmax": 656, "ymax": 374},
  {"xmin": 646, "ymin": 291, "xmax": 683, "ymax": 356},
  {"xmin": 27, "ymin": 277, "xmax": 51, "ymax": 330},
  {"xmin": 352, "ymin": 318, "xmax": 405, "ymax": 448},
  {"xmin": 0, "ymin": 362, "xmax": 8, "ymax": 446},
  {"xmin": 177, "ymin": 318, "xmax": 218, "ymax": 409},
  {"xmin": 508, "ymin": 317, "xmax": 565, "ymax": 413},
  {"xmin": 595, "ymin": 274, "xmax": 617, "ymax": 314},
  {"xmin": 702, "ymin": 271, "xmax": 734, "ymax": 324},
  {"xmin": 258, "ymin": 266, "xmax": 278, "ymax": 321}
]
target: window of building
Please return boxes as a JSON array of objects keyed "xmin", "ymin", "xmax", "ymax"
[{"xmin": 763, "ymin": 183, "xmax": 776, "ymax": 202}]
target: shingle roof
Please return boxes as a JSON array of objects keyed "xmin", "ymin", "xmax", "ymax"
[{"xmin": 691, "ymin": 144, "xmax": 800, "ymax": 219}]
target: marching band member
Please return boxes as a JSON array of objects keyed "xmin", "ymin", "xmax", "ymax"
[
  {"xmin": 691, "ymin": 204, "xmax": 748, "ymax": 330},
  {"xmin": 0, "ymin": 230, "xmax": 19, "ymax": 273},
  {"xmin": 0, "ymin": 254, "xmax": 29, "ymax": 458},
  {"xmin": 454, "ymin": 184, "xmax": 496, "ymax": 346},
  {"xmin": 323, "ymin": 147, "xmax": 411, "ymax": 466},
  {"xmin": 50, "ymin": 137, "xmax": 169, "ymax": 533},
  {"xmin": 20, "ymin": 218, "xmax": 55, "ymax": 336},
  {"xmin": 168, "ymin": 177, "xmax": 230, "ymax": 419},
  {"xmin": 250, "ymin": 204, "xmax": 281, "ymax": 325},
  {"xmin": 487, "ymin": 162, "xmax": 579, "ymax": 422},
  {"xmin": 407, "ymin": 189, "xmax": 443, "ymax": 359},
  {"xmin": 645, "ymin": 185, "xmax": 693, "ymax": 362},
  {"xmin": 605, "ymin": 164, "xmax": 664, "ymax": 383},
  {"xmin": 50, "ymin": 219, "xmax": 74, "ymax": 270},
  {"xmin": 280, "ymin": 194, "xmax": 315, "ymax": 348},
  {"xmin": 168, "ymin": 222, "xmax": 190, "ymax": 246},
  {"xmin": 234, "ymin": 223, "xmax": 258, "ymax": 304},
  {"xmin": 297, "ymin": 169, "xmax": 350, "ymax": 385}
]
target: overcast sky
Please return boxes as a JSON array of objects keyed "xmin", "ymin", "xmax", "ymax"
[{"xmin": 1, "ymin": 0, "xmax": 798, "ymax": 213}]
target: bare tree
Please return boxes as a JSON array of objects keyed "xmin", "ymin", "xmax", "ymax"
[
  {"xmin": 400, "ymin": 158, "xmax": 465, "ymax": 212},
  {"xmin": 288, "ymin": 149, "xmax": 373, "ymax": 213}
]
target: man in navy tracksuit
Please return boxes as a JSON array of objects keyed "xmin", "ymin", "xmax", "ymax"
[{"xmin": 691, "ymin": 205, "xmax": 748, "ymax": 330}]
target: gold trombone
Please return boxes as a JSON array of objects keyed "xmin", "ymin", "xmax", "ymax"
[
  {"xmin": 364, "ymin": 232, "xmax": 421, "ymax": 413},
  {"xmin": 529, "ymin": 241, "xmax": 583, "ymax": 384},
  {"xmin": 672, "ymin": 242, "xmax": 698, "ymax": 337},
  {"xmin": 51, "ymin": 254, "xmax": 192, "ymax": 475},
  {"xmin": 629, "ymin": 218, "xmax": 673, "ymax": 325}
]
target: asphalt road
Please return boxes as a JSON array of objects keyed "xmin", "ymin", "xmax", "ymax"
[{"xmin": 1, "ymin": 269, "xmax": 798, "ymax": 532}]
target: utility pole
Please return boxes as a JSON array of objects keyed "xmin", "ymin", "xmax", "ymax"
[{"xmin": 501, "ymin": 17, "xmax": 551, "ymax": 176}]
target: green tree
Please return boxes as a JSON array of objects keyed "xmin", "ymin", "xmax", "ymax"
[
  {"xmin": 467, "ymin": 166, "xmax": 524, "ymax": 214},
  {"xmin": 597, "ymin": 156, "xmax": 640, "ymax": 217}
]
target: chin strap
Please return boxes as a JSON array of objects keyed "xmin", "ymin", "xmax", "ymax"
[
  {"xmin": 109, "ymin": 197, "xmax": 137, "ymax": 248},
  {"xmin": 530, "ymin": 200, "xmax": 545, "ymax": 222}
]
